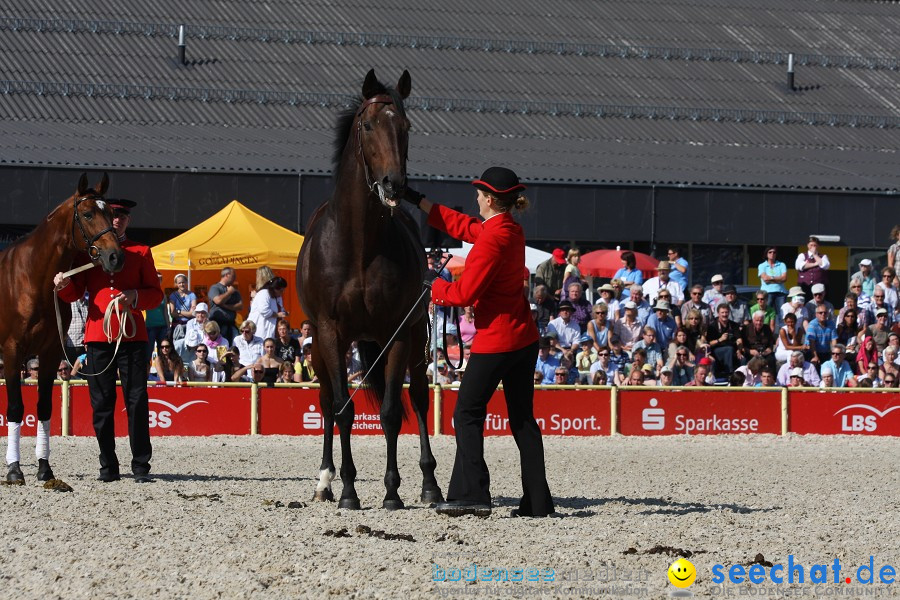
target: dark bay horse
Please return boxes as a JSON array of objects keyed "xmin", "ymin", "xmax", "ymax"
[
  {"xmin": 296, "ymin": 70, "xmax": 443, "ymax": 509},
  {"xmin": 1, "ymin": 174, "xmax": 123, "ymax": 482}
]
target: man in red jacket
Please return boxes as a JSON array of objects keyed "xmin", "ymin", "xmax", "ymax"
[{"xmin": 54, "ymin": 198, "xmax": 163, "ymax": 483}]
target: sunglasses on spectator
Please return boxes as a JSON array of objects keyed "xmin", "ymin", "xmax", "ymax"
[
  {"xmin": 598, "ymin": 352, "xmax": 609, "ymax": 357},
  {"xmin": 884, "ymin": 274, "xmax": 892, "ymax": 278},
  {"xmin": 677, "ymin": 352, "xmax": 688, "ymax": 357},
  {"xmin": 161, "ymin": 345, "xmax": 171, "ymax": 349},
  {"xmin": 593, "ymin": 310, "xmax": 605, "ymax": 315},
  {"xmin": 691, "ymin": 291, "xmax": 702, "ymax": 296},
  {"xmin": 831, "ymin": 352, "xmax": 842, "ymax": 356},
  {"xmin": 196, "ymin": 349, "xmax": 208, "ymax": 354}
]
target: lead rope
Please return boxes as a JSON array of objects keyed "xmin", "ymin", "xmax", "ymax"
[
  {"xmin": 54, "ymin": 263, "xmax": 136, "ymax": 377},
  {"xmin": 335, "ymin": 253, "xmax": 451, "ymax": 416}
]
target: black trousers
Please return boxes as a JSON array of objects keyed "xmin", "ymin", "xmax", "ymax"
[
  {"xmin": 448, "ymin": 341, "xmax": 555, "ymax": 516},
  {"xmin": 86, "ymin": 341, "xmax": 152, "ymax": 476}
]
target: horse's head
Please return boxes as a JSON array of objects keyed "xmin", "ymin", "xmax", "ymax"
[
  {"xmin": 73, "ymin": 173, "xmax": 125, "ymax": 274},
  {"xmin": 356, "ymin": 69, "xmax": 411, "ymax": 208}
]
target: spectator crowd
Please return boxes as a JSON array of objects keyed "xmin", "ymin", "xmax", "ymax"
[{"xmin": 14, "ymin": 226, "xmax": 900, "ymax": 391}]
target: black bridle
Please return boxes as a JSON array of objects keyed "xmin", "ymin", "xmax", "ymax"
[
  {"xmin": 71, "ymin": 193, "xmax": 116, "ymax": 260},
  {"xmin": 355, "ymin": 93, "xmax": 398, "ymax": 193}
]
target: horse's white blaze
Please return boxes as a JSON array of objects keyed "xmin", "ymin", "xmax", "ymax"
[
  {"xmin": 316, "ymin": 468, "xmax": 335, "ymax": 491},
  {"xmin": 96, "ymin": 200, "xmax": 107, "ymax": 210}
]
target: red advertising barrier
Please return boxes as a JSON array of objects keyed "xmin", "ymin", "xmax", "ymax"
[
  {"xmin": 0, "ymin": 384, "xmax": 63, "ymax": 436},
  {"xmin": 258, "ymin": 387, "xmax": 429, "ymax": 436},
  {"xmin": 618, "ymin": 389, "xmax": 781, "ymax": 436},
  {"xmin": 70, "ymin": 384, "xmax": 251, "ymax": 436},
  {"xmin": 440, "ymin": 388, "xmax": 611, "ymax": 436},
  {"xmin": 790, "ymin": 391, "xmax": 900, "ymax": 436}
]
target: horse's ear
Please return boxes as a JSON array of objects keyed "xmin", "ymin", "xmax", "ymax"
[
  {"xmin": 96, "ymin": 172, "xmax": 109, "ymax": 196},
  {"xmin": 397, "ymin": 70, "xmax": 411, "ymax": 99},
  {"xmin": 362, "ymin": 69, "xmax": 378, "ymax": 98},
  {"xmin": 77, "ymin": 173, "xmax": 89, "ymax": 195}
]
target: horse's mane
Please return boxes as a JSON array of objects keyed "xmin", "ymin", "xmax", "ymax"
[{"xmin": 331, "ymin": 80, "xmax": 407, "ymax": 173}]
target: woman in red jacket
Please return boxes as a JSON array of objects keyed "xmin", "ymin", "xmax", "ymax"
[{"xmin": 407, "ymin": 167, "xmax": 554, "ymax": 518}]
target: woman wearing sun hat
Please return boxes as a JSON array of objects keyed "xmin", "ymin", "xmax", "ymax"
[{"xmin": 405, "ymin": 167, "xmax": 554, "ymax": 518}]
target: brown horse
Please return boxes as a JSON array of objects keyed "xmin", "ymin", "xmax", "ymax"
[
  {"xmin": 1, "ymin": 173, "xmax": 123, "ymax": 482},
  {"xmin": 296, "ymin": 70, "xmax": 443, "ymax": 509}
]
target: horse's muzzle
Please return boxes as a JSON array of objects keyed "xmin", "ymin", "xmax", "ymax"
[
  {"xmin": 376, "ymin": 175, "xmax": 405, "ymax": 208},
  {"xmin": 99, "ymin": 248, "xmax": 126, "ymax": 274}
]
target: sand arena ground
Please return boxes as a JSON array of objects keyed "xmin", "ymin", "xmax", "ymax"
[{"xmin": 2, "ymin": 434, "xmax": 899, "ymax": 599}]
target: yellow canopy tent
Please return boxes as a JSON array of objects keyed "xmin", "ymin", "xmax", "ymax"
[{"xmin": 151, "ymin": 200, "xmax": 306, "ymax": 329}]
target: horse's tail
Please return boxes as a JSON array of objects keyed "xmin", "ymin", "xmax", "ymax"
[{"xmin": 356, "ymin": 341, "xmax": 408, "ymax": 421}]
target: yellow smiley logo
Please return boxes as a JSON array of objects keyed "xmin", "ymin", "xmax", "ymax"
[{"xmin": 668, "ymin": 558, "xmax": 697, "ymax": 588}]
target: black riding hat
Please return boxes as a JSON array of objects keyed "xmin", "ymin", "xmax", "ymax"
[
  {"xmin": 472, "ymin": 166, "xmax": 526, "ymax": 195},
  {"xmin": 107, "ymin": 198, "xmax": 137, "ymax": 212}
]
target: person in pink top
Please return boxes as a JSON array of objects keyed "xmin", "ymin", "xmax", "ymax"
[{"xmin": 405, "ymin": 166, "xmax": 554, "ymax": 518}]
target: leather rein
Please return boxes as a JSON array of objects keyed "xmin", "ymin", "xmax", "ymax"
[{"xmin": 355, "ymin": 94, "xmax": 397, "ymax": 194}]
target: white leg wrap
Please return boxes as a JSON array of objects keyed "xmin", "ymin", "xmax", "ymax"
[
  {"xmin": 316, "ymin": 468, "xmax": 335, "ymax": 492},
  {"xmin": 6, "ymin": 422, "xmax": 21, "ymax": 464},
  {"xmin": 35, "ymin": 420, "xmax": 50, "ymax": 461}
]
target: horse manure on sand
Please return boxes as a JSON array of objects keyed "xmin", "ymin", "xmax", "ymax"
[{"xmin": 43, "ymin": 479, "xmax": 73, "ymax": 492}]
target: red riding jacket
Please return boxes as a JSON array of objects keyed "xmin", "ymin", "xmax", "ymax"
[
  {"xmin": 58, "ymin": 238, "xmax": 164, "ymax": 343},
  {"xmin": 427, "ymin": 205, "xmax": 538, "ymax": 354}
]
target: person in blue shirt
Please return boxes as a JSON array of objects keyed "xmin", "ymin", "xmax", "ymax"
[
  {"xmin": 535, "ymin": 337, "xmax": 560, "ymax": 384},
  {"xmin": 758, "ymin": 247, "xmax": 788, "ymax": 325},
  {"xmin": 820, "ymin": 344, "xmax": 855, "ymax": 387},
  {"xmin": 613, "ymin": 251, "xmax": 643, "ymax": 298},
  {"xmin": 666, "ymin": 246, "xmax": 689, "ymax": 300},
  {"xmin": 646, "ymin": 300, "xmax": 678, "ymax": 353},
  {"xmin": 806, "ymin": 305, "xmax": 837, "ymax": 365}
]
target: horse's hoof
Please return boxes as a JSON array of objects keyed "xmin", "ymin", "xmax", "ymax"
[
  {"xmin": 383, "ymin": 498, "xmax": 405, "ymax": 511},
  {"xmin": 313, "ymin": 489, "xmax": 334, "ymax": 502},
  {"xmin": 338, "ymin": 497, "xmax": 361, "ymax": 510},
  {"xmin": 37, "ymin": 459, "xmax": 55, "ymax": 482},
  {"xmin": 6, "ymin": 462, "xmax": 24, "ymax": 485},
  {"xmin": 421, "ymin": 489, "xmax": 445, "ymax": 505}
]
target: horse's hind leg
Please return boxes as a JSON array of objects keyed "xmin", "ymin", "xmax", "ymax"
[
  {"xmin": 35, "ymin": 361, "xmax": 57, "ymax": 481},
  {"xmin": 408, "ymin": 320, "xmax": 443, "ymax": 504}
]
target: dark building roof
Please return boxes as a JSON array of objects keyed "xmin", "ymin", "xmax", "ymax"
[{"xmin": 1, "ymin": 0, "xmax": 900, "ymax": 191}]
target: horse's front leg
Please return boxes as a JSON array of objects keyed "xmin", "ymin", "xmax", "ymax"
[
  {"xmin": 312, "ymin": 331, "xmax": 360, "ymax": 509},
  {"xmin": 380, "ymin": 338, "xmax": 414, "ymax": 510},
  {"xmin": 314, "ymin": 410, "xmax": 336, "ymax": 502}
]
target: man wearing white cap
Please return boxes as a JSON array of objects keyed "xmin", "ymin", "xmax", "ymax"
[
  {"xmin": 804, "ymin": 283, "xmax": 834, "ymax": 324},
  {"xmin": 787, "ymin": 367, "xmax": 806, "ymax": 387},
  {"xmin": 703, "ymin": 274, "xmax": 725, "ymax": 311},
  {"xmin": 852, "ymin": 258, "xmax": 877, "ymax": 297},
  {"xmin": 182, "ymin": 302, "xmax": 210, "ymax": 362}
]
